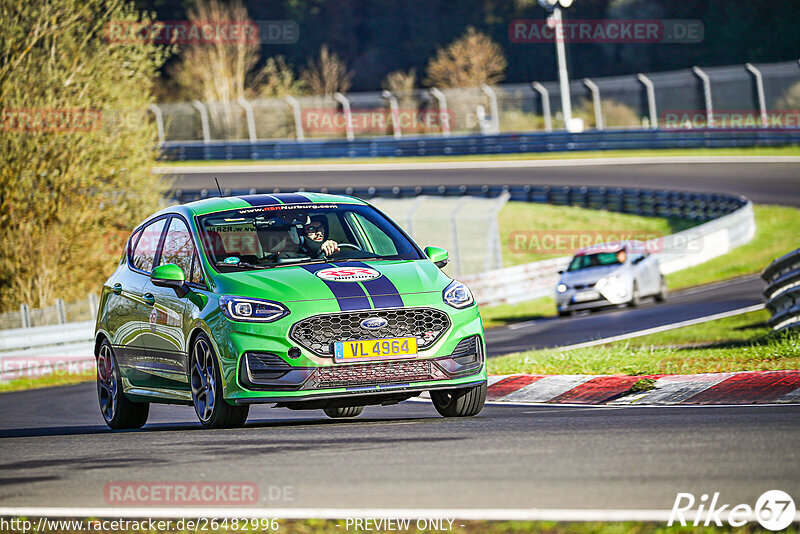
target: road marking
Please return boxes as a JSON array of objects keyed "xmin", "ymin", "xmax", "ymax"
[
  {"xmin": 153, "ymin": 156, "xmax": 800, "ymax": 175},
  {"xmin": 3, "ymin": 506, "xmax": 797, "ymax": 522},
  {"xmin": 554, "ymin": 303, "xmax": 764, "ymax": 351}
]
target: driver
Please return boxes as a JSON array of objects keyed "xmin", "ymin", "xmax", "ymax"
[{"xmin": 303, "ymin": 216, "xmax": 340, "ymax": 257}]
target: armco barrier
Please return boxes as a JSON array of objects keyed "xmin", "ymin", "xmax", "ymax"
[
  {"xmin": 174, "ymin": 184, "xmax": 755, "ymax": 306},
  {"xmin": 763, "ymin": 249, "xmax": 800, "ymax": 331},
  {"xmin": 161, "ymin": 128, "xmax": 800, "ymax": 161},
  {"xmin": 0, "ymin": 321, "xmax": 95, "ymax": 382}
]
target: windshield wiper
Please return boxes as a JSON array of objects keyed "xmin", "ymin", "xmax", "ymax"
[{"xmin": 215, "ymin": 261, "xmax": 267, "ymax": 270}]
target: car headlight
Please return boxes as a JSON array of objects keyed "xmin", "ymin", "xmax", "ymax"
[
  {"xmin": 556, "ymin": 283, "xmax": 568, "ymax": 293},
  {"xmin": 443, "ymin": 280, "xmax": 474, "ymax": 309},
  {"xmin": 219, "ymin": 296, "xmax": 289, "ymax": 322}
]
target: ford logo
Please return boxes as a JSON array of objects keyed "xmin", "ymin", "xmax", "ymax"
[{"xmin": 360, "ymin": 317, "xmax": 388, "ymax": 329}]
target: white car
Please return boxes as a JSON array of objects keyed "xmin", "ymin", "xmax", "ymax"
[{"xmin": 555, "ymin": 241, "xmax": 667, "ymax": 316}]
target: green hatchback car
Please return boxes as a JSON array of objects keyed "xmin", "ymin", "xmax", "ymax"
[{"xmin": 95, "ymin": 192, "xmax": 487, "ymax": 429}]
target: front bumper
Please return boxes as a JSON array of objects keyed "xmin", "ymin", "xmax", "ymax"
[{"xmin": 212, "ymin": 302, "xmax": 487, "ymax": 403}]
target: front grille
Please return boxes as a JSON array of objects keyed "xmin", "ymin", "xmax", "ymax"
[
  {"xmin": 290, "ymin": 308, "xmax": 451, "ymax": 357},
  {"xmin": 312, "ymin": 359, "xmax": 438, "ymax": 388}
]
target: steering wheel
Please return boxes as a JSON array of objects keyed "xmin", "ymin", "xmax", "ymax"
[{"xmin": 337, "ymin": 243, "xmax": 361, "ymax": 250}]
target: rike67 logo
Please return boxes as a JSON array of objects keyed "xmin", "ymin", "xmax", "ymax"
[
  {"xmin": 315, "ymin": 267, "xmax": 381, "ymax": 282},
  {"xmin": 669, "ymin": 490, "xmax": 796, "ymax": 531}
]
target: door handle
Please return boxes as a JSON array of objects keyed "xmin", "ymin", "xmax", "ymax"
[
  {"xmin": 112, "ymin": 283, "xmax": 122, "ymax": 295},
  {"xmin": 143, "ymin": 293, "xmax": 155, "ymax": 306}
]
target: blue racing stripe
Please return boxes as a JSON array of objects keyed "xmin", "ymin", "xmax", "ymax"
[
  {"xmin": 273, "ymin": 193, "xmax": 309, "ymax": 204},
  {"xmin": 239, "ymin": 194, "xmax": 282, "ymax": 206},
  {"xmin": 301, "ymin": 263, "xmax": 372, "ymax": 311},
  {"xmin": 338, "ymin": 262, "xmax": 404, "ymax": 308}
]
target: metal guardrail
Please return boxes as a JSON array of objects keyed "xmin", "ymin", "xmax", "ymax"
[
  {"xmin": 763, "ymin": 249, "xmax": 800, "ymax": 331},
  {"xmin": 175, "ymin": 184, "xmax": 754, "ymax": 306},
  {"xmin": 0, "ymin": 321, "xmax": 95, "ymax": 382},
  {"xmin": 161, "ymin": 128, "xmax": 800, "ymax": 161}
]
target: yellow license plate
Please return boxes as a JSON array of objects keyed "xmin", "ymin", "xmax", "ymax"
[{"xmin": 333, "ymin": 337, "xmax": 418, "ymax": 362}]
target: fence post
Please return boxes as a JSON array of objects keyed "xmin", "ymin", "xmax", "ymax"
[
  {"xmin": 89, "ymin": 293, "xmax": 99, "ymax": 321},
  {"xmin": 147, "ymin": 103, "xmax": 165, "ymax": 144},
  {"xmin": 20, "ymin": 303, "xmax": 30, "ymax": 329},
  {"xmin": 333, "ymin": 92, "xmax": 355, "ymax": 141},
  {"xmin": 583, "ymin": 78, "xmax": 604, "ymax": 130},
  {"xmin": 56, "ymin": 299, "xmax": 66, "ymax": 324},
  {"xmin": 449, "ymin": 197, "xmax": 470, "ymax": 276},
  {"xmin": 486, "ymin": 192, "xmax": 510, "ymax": 272},
  {"xmin": 237, "ymin": 97, "xmax": 258, "ymax": 141},
  {"xmin": 480, "ymin": 84, "xmax": 501, "ymax": 134},
  {"xmin": 745, "ymin": 63, "xmax": 768, "ymax": 128},
  {"xmin": 192, "ymin": 100, "xmax": 211, "ymax": 143},
  {"xmin": 382, "ymin": 90, "xmax": 402, "ymax": 139},
  {"xmin": 692, "ymin": 66, "xmax": 714, "ymax": 127},
  {"xmin": 636, "ymin": 73, "xmax": 658, "ymax": 129},
  {"xmin": 429, "ymin": 87, "xmax": 450, "ymax": 136},
  {"xmin": 404, "ymin": 195, "xmax": 426, "ymax": 240},
  {"xmin": 531, "ymin": 82, "xmax": 552, "ymax": 132},
  {"xmin": 284, "ymin": 96, "xmax": 305, "ymax": 141}
]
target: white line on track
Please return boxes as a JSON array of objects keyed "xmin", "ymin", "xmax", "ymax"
[
  {"xmin": 3, "ymin": 506, "xmax": 798, "ymax": 523},
  {"xmin": 555, "ymin": 303, "xmax": 764, "ymax": 351},
  {"xmin": 152, "ymin": 155, "xmax": 800, "ymax": 175}
]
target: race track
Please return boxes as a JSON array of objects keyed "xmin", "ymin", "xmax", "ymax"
[{"xmin": 1, "ymin": 382, "xmax": 798, "ymax": 511}]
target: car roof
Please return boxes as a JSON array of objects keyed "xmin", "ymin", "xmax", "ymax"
[
  {"xmin": 148, "ymin": 192, "xmax": 367, "ymax": 222},
  {"xmin": 574, "ymin": 239, "xmax": 647, "ymax": 256}
]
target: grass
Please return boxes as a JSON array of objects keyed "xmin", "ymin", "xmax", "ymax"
[
  {"xmin": 666, "ymin": 204, "xmax": 800, "ymax": 290},
  {"xmin": 0, "ymin": 367, "xmax": 95, "ymax": 393},
  {"xmin": 488, "ymin": 310, "xmax": 800, "ymax": 376},
  {"xmin": 155, "ymin": 145, "xmax": 800, "ymax": 167}
]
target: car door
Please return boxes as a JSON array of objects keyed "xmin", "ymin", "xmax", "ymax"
[
  {"xmin": 138, "ymin": 215, "xmax": 195, "ymax": 390},
  {"xmin": 117, "ymin": 216, "xmax": 169, "ymax": 387}
]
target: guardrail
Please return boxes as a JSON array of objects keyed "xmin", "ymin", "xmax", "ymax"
[
  {"xmin": 0, "ymin": 321, "xmax": 95, "ymax": 382},
  {"xmin": 161, "ymin": 128, "xmax": 800, "ymax": 161},
  {"xmin": 175, "ymin": 184, "xmax": 754, "ymax": 306},
  {"xmin": 762, "ymin": 249, "xmax": 800, "ymax": 331}
]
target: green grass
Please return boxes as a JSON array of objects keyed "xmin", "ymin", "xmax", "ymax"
[
  {"xmin": 155, "ymin": 145, "xmax": 800, "ymax": 167},
  {"xmin": 488, "ymin": 310, "xmax": 800, "ymax": 376},
  {"xmin": 666, "ymin": 205, "xmax": 800, "ymax": 290},
  {"xmin": 0, "ymin": 367, "xmax": 95, "ymax": 393}
]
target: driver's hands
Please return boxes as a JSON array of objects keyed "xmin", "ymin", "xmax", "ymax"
[{"xmin": 321, "ymin": 240, "xmax": 340, "ymax": 256}]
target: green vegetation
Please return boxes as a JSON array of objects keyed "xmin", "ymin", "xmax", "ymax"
[
  {"xmin": 155, "ymin": 145, "xmax": 800, "ymax": 167},
  {"xmin": 488, "ymin": 310, "xmax": 800, "ymax": 376},
  {"xmin": 0, "ymin": 368, "xmax": 95, "ymax": 394},
  {"xmin": 0, "ymin": 0, "xmax": 169, "ymax": 311}
]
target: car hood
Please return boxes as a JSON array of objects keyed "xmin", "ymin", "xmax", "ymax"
[
  {"xmin": 212, "ymin": 259, "xmax": 450, "ymax": 304},
  {"xmin": 560, "ymin": 265, "xmax": 623, "ymax": 286}
]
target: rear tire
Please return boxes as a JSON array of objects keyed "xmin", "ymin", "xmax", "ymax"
[
  {"xmin": 629, "ymin": 283, "xmax": 641, "ymax": 307},
  {"xmin": 430, "ymin": 382, "xmax": 486, "ymax": 417},
  {"xmin": 324, "ymin": 406, "xmax": 364, "ymax": 418},
  {"xmin": 558, "ymin": 308, "xmax": 571, "ymax": 317},
  {"xmin": 655, "ymin": 276, "xmax": 668, "ymax": 302},
  {"xmin": 96, "ymin": 340, "xmax": 149, "ymax": 430},
  {"xmin": 190, "ymin": 334, "xmax": 249, "ymax": 429}
]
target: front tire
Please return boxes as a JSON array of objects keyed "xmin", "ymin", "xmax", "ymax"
[
  {"xmin": 629, "ymin": 282, "xmax": 642, "ymax": 307},
  {"xmin": 96, "ymin": 340, "xmax": 149, "ymax": 430},
  {"xmin": 190, "ymin": 334, "xmax": 249, "ymax": 429},
  {"xmin": 324, "ymin": 406, "xmax": 364, "ymax": 418},
  {"xmin": 655, "ymin": 276, "xmax": 668, "ymax": 302},
  {"xmin": 430, "ymin": 382, "xmax": 486, "ymax": 417}
]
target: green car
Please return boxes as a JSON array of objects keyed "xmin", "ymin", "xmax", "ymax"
[{"xmin": 95, "ymin": 192, "xmax": 487, "ymax": 429}]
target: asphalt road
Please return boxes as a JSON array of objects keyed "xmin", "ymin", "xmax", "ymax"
[
  {"xmin": 166, "ymin": 161, "xmax": 800, "ymax": 206},
  {"xmin": 0, "ymin": 382, "xmax": 798, "ymax": 511},
  {"xmin": 486, "ymin": 275, "xmax": 765, "ymax": 356}
]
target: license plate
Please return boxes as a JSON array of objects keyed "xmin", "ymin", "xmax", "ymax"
[
  {"xmin": 573, "ymin": 290, "xmax": 600, "ymax": 303},
  {"xmin": 334, "ymin": 337, "xmax": 418, "ymax": 363}
]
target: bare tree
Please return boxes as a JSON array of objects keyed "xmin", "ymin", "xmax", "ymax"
[
  {"xmin": 382, "ymin": 68, "xmax": 417, "ymax": 95},
  {"xmin": 425, "ymin": 27, "xmax": 507, "ymax": 88},
  {"xmin": 300, "ymin": 45, "xmax": 353, "ymax": 95}
]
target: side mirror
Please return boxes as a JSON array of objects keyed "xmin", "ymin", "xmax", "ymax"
[
  {"xmin": 632, "ymin": 256, "xmax": 645, "ymax": 265},
  {"xmin": 151, "ymin": 264, "xmax": 189, "ymax": 298},
  {"xmin": 424, "ymin": 246, "xmax": 449, "ymax": 269},
  {"xmin": 558, "ymin": 270, "xmax": 564, "ymax": 274}
]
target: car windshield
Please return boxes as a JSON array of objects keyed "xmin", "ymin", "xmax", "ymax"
[
  {"xmin": 567, "ymin": 251, "xmax": 625, "ymax": 272},
  {"xmin": 197, "ymin": 202, "xmax": 423, "ymax": 271}
]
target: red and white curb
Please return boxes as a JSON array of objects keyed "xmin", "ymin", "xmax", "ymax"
[{"xmin": 485, "ymin": 370, "xmax": 800, "ymax": 405}]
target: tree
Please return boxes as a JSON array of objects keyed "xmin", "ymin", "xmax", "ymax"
[
  {"xmin": 0, "ymin": 0, "xmax": 169, "ymax": 310},
  {"xmin": 425, "ymin": 27, "xmax": 507, "ymax": 88},
  {"xmin": 300, "ymin": 45, "xmax": 353, "ymax": 95}
]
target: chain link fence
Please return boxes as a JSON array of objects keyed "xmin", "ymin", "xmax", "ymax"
[
  {"xmin": 0, "ymin": 294, "xmax": 98, "ymax": 331},
  {"xmin": 152, "ymin": 61, "xmax": 800, "ymax": 143}
]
